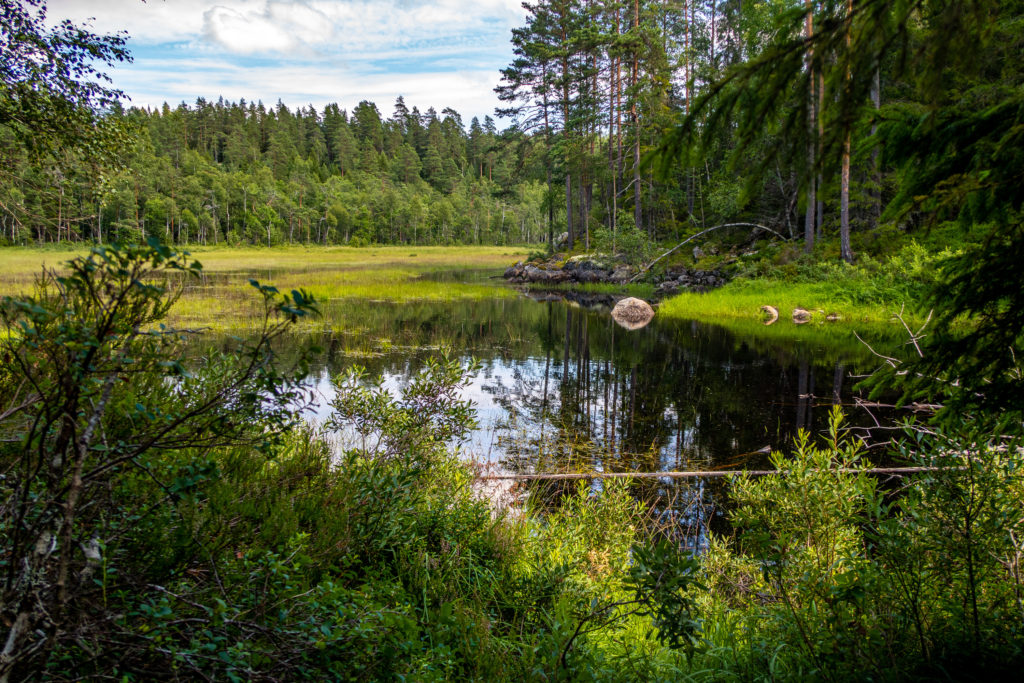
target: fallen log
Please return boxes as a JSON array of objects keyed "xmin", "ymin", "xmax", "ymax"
[{"xmin": 476, "ymin": 466, "xmax": 951, "ymax": 481}]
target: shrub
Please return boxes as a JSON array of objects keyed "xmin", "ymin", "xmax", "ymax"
[{"xmin": 0, "ymin": 241, "xmax": 317, "ymax": 679}]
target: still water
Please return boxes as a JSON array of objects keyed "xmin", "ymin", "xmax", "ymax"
[
  {"xmin": 218, "ymin": 291, "xmax": 897, "ymax": 471},
  {"xmin": 200, "ymin": 286, "xmax": 899, "ymax": 545}
]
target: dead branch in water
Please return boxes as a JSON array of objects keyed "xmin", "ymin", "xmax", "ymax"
[{"xmin": 477, "ymin": 466, "xmax": 951, "ymax": 481}]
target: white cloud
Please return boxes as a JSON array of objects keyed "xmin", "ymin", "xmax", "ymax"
[
  {"xmin": 47, "ymin": 0, "xmax": 213, "ymax": 43},
  {"xmin": 119, "ymin": 55, "xmax": 505, "ymax": 120},
  {"xmin": 48, "ymin": 0, "xmax": 525, "ymax": 55},
  {"xmin": 44, "ymin": 0, "xmax": 530, "ymax": 123},
  {"xmin": 202, "ymin": 1, "xmax": 335, "ymax": 55}
]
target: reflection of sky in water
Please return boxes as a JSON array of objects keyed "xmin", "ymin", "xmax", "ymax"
[
  {"xmin": 264, "ymin": 294, "xmax": 899, "ymax": 474},
  {"xmin": 305, "ymin": 356, "xmax": 573, "ymax": 462}
]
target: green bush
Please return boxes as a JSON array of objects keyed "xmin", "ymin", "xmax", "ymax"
[{"xmin": 688, "ymin": 408, "xmax": 1024, "ymax": 681}]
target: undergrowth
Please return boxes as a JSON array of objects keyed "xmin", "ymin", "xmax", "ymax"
[{"xmin": 4, "ymin": 244, "xmax": 1022, "ymax": 681}]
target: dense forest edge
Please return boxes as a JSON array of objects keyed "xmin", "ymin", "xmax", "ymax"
[{"xmin": 3, "ymin": 0, "xmax": 1024, "ymax": 681}]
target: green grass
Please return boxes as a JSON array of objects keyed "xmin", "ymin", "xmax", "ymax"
[
  {"xmin": 659, "ymin": 277, "xmax": 927, "ymax": 326},
  {"xmin": 0, "ymin": 245, "xmax": 531, "ymax": 330},
  {"xmin": 655, "ymin": 276, "xmax": 933, "ymax": 355}
]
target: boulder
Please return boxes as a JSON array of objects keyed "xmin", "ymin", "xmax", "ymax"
[
  {"xmin": 611, "ymin": 297, "xmax": 655, "ymax": 330},
  {"xmin": 760, "ymin": 305, "xmax": 779, "ymax": 325},
  {"xmin": 609, "ymin": 264, "xmax": 634, "ymax": 284},
  {"xmin": 524, "ymin": 264, "xmax": 570, "ymax": 283},
  {"xmin": 692, "ymin": 246, "xmax": 704, "ymax": 261},
  {"xmin": 792, "ymin": 308, "xmax": 812, "ymax": 324},
  {"xmin": 565, "ymin": 253, "xmax": 613, "ymax": 271},
  {"xmin": 656, "ymin": 280, "xmax": 680, "ymax": 295},
  {"xmin": 575, "ymin": 269, "xmax": 605, "ymax": 284},
  {"xmin": 504, "ymin": 261, "xmax": 525, "ymax": 280}
]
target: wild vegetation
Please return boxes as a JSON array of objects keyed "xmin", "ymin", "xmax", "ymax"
[
  {"xmin": 0, "ymin": 245, "xmax": 531, "ymax": 330},
  {"xmin": 2, "ymin": 0, "xmax": 1024, "ymax": 681},
  {"xmin": 2, "ymin": 242, "xmax": 1021, "ymax": 681}
]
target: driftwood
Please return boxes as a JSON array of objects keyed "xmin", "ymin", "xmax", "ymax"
[
  {"xmin": 476, "ymin": 466, "xmax": 950, "ymax": 481},
  {"xmin": 630, "ymin": 222, "xmax": 789, "ymax": 283}
]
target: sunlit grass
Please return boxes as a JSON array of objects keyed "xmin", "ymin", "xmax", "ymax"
[
  {"xmin": 654, "ymin": 278, "xmax": 932, "ymax": 357},
  {"xmin": 659, "ymin": 278, "xmax": 927, "ymax": 327},
  {"xmin": 0, "ymin": 245, "xmax": 531, "ymax": 330}
]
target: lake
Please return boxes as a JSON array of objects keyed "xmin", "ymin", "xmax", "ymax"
[{"xmin": 192, "ymin": 278, "xmax": 899, "ymax": 545}]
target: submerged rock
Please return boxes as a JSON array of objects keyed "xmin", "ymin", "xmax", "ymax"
[{"xmin": 611, "ymin": 297, "xmax": 655, "ymax": 330}]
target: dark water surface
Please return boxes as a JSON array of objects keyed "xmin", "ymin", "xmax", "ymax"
[
  {"xmin": 199, "ymin": 288, "xmax": 900, "ymax": 546},
  {"xmin": 212, "ymin": 292, "xmax": 896, "ymax": 470}
]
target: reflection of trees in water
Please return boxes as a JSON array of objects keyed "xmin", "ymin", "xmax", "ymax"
[
  {"xmin": 493, "ymin": 302, "xmax": 873, "ymax": 474},
  {"xmin": 485, "ymin": 301, "xmax": 892, "ymax": 533},
  {"xmin": 186, "ymin": 296, "xmax": 895, "ymax": 536}
]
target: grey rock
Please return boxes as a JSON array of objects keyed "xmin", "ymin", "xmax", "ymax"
[
  {"xmin": 504, "ymin": 261, "xmax": 525, "ymax": 280},
  {"xmin": 611, "ymin": 297, "xmax": 655, "ymax": 330},
  {"xmin": 609, "ymin": 264, "xmax": 634, "ymax": 284}
]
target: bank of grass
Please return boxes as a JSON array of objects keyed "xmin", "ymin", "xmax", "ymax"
[
  {"xmin": 659, "ymin": 278, "xmax": 921, "ymax": 325},
  {"xmin": 0, "ymin": 245, "xmax": 531, "ymax": 329},
  {"xmin": 658, "ymin": 242, "xmax": 942, "ymax": 337}
]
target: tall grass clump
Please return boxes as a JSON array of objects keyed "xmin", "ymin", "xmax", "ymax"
[{"xmin": 661, "ymin": 242, "xmax": 946, "ymax": 327}]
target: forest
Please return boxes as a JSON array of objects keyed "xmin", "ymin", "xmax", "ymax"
[
  {"xmin": 2, "ymin": 0, "xmax": 1024, "ymax": 681},
  {"xmin": 4, "ymin": 0, "xmax": 987, "ymax": 259}
]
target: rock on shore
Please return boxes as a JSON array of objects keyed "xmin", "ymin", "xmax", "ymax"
[{"xmin": 504, "ymin": 254, "xmax": 728, "ymax": 294}]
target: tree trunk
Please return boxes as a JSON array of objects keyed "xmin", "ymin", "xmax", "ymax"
[
  {"xmin": 840, "ymin": 0, "xmax": 854, "ymax": 264},
  {"xmin": 871, "ymin": 65, "xmax": 882, "ymax": 220},
  {"xmin": 565, "ymin": 173, "xmax": 574, "ymax": 250},
  {"xmin": 804, "ymin": 1, "xmax": 816, "ymax": 253},
  {"xmin": 816, "ymin": 69, "xmax": 824, "ymax": 237},
  {"xmin": 632, "ymin": 0, "xmax": 642, "ymax": 236}
]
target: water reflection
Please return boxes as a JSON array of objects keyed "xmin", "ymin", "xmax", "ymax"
[
  {"xmin": 272, "ymin": 298, "xmax": 890, "ymax": 468},
  {"xmin": 192, "ymin": 294, "xmax": 896, "ymax": 544}
]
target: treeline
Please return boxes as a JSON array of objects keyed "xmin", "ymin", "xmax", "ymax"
[
  {"xmin": 495, "ymin": 0, "xmax": 1022, "ymax": 262},
  {"xmin": 1, "ymin": 0, "xmax": 909, "ymax": 254},
  {"xmin": 0, "ymin": 97, "xmax": 551, "ymax": 246},
  {"xmin": 495, "ymin": 0, "xmax": 880, "ymax": 254},
  {"xmin": 2, "ymin": 0, "xmax": 1020, "ymax": 266}
]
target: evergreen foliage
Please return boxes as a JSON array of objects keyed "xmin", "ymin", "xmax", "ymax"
[{"xmin": 0, "ymin": 97, "xmax": 551, "ymax": 247}]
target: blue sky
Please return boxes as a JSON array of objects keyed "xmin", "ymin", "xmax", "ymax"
[{"xmin": 48, "ymin": 0, "xmax": 526, "ymax": 123}]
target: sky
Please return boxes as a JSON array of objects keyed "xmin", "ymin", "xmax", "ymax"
[{"xmin": 47, "ymin": 0, "xmax": 527, "ymax": 123}]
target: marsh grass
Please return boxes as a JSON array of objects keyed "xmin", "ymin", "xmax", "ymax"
[
  {"xmin": 0, "ymin": 245, "xmax": 530, "ymax": 330},
  {"xmin": 659, "ymin": 278, "xmax": 927, "ymax": 327},
  {"xmin": 662, "ymin": 310, "xmax": 909, "ymax": 358}
]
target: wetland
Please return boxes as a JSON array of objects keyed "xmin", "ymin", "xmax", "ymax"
[{"xmin": 0, "ymin": 246, "xmax": 900, "ymax": 475}]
